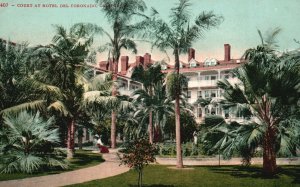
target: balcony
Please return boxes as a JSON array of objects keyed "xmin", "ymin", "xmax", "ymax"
[
  {"xmin": 188, "ymin": 80, "xmax": 218, "ymax": 88},
  {"xmin": 188, "ymin": 77, "xmax": 238, "ymax": 88}
]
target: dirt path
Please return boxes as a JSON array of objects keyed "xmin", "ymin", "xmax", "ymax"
[{"xmin": 0, "ymin": 149, "xmax": 129, "ymax": 187}]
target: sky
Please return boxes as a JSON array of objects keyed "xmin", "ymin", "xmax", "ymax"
[{"xmin": 0, "ymin": 0, "xmax": 299, "ymax": 64}]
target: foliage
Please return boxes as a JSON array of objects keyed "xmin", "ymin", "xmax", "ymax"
[
  {"xmin": 164, "ymin": 111, "xmax": 197, "ymax": 143},
  {"xmin": 0, "ymin": 150, "xmax": 104, "ymax": 181},
  {"xmin": 132, "ymin": 80, "xmax": 174, "ymax": 143},
  {"xmin": 33, "ymin": 23, "xmax": 99, "ymax": 158},
  {"xmin": 0, "ymin": 40, "xmax": 59, "ymax": 116},
  {"xmin": 215, "ymin": 29, "xmax": 300, "ymax": 175},
  {"xmin": 141, "ymin": 0, "xmax": 223, "ymax": 167},
  {"xmin": 165, "ymin": 72, "xmax": 188, "ymax": 100},
  {"xmin": 0, "ymin": 111, "xmax": 67, "ymax": 174},
  {"xmin": 119, "ymin": 137, "xmax": 157, "ymax": 187},
  {"xmin": 158, "ymin": 142, "xmax": 204, "ymax": 157},
  {"xmin": 204, "ymin": 115, "xmax": 225, "ymax": 127}
]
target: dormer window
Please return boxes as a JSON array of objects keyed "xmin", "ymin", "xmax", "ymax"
[
  {"xmin": 190, "ymin": 62, "xmax": 196, "ymax": 68},
  {"xmin": 204, "ymin": 58, "xmax": 218, "ymax": 66},
  {"xmin": 189, "ymin": 59, "xmax": 197, "ymax": 68}
]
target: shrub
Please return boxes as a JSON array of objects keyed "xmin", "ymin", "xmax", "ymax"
[
  {"xmin": 0, "ymin": 111, "xmax": 68, "ymax": 174},
  {"xmin": 158, "ymin": 142, "xmax": 205, "ymax": 157},
  {"xmin": 204, "ymin": 115, "xmax": 225, "ymax": 127}
]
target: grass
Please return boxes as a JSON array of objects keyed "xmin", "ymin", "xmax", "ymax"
[
  {"xmin": 67, "ymin": 165, "xmax": 300, "ymax": 187},
  {"xmin": 0, "ymin": 149, "xmax": 104, "ymax": 181}
]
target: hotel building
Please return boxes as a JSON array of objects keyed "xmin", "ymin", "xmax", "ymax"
[{"xmin": 90, "ymin": 44, "xmax": 246, "ymax": 122}]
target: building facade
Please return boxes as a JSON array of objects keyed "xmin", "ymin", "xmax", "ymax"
[{"xmin": 91, "ymin": 44, "xmax": 246, "ymax": 122}]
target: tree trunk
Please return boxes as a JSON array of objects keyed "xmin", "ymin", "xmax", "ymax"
[
  {"xmin": 175, "ymin": 97, "xmax": 183, "ymax": 168},
  {"xmin": 111, "ymin": 111, "xmax": 117, "ymax": 148},
  {"xmin": 174, "ymin": 47, "xmax": 183, "ymax": 168},
  {"xmin": 111, "ymin": 59, "xmax": 118, "ymax": 149},
  {"xmin": 148, "ymin": 110, "xmax": 153, "ymax": 144},
  {"xmin": 262, "ymin": 127, "xmax": 277, "ymax": 177},
  {"xmin": 78, "ymin": 136, "xmax": 83, "ymax": 150},
  {"xmin": 67, "ymin": 119, "xmax": 75, "ymax": 159}
]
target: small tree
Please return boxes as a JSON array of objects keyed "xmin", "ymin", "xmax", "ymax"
[{"xmin": 119, "ymin": 138, "xmax": 157, "ymax": 187}]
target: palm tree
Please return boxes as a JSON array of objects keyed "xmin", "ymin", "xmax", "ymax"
[
  {"xmin": 132, "ymin": 64, "xmax": 164, "ymax": 143},
  {"xmin": 83, "ymin": 73, "xmax": 134, "ymax": 144},
  {"xmin": 95, "ymin": 0, "xmax": 148, "ymax": 148},
  {"xmin": 133, "ymin": 81, "xmax": 174, "ymax": 143},
  {"xmin": 35, "ymin": 23, "xmax": 97, "ymax": 158},
  {"xmin": 0, "ymin": 111, "xmax": 67, "ymax": 174},
  {"xmin": 146, "ymin": 0, "xmax": 222, "ymax": 167},
  {"xmin": 216, "ymin": 29, "xmax": 300, "ymax": 176},
  {"xmin": 0, "ymin": 40, "xmax": 63, "ymax": 117}
]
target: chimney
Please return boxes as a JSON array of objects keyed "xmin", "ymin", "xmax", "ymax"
[
  {"xmin": 224, "ymin": 44, "xmax": 231, "ymax": 61},
  {"xmin": 143, "ymin": 53, "xmax": 151, "ymax": 68},
  {"xmin": 121, "ymin": 56, "xmax": 129, "ymax": 72},
  {"xmin": 136, "ymin": 56, "xmax": 144, "ymax": 67},
  {"xmin": 188, "ymin": 48, "xmax": 195, "ymax": 61}
]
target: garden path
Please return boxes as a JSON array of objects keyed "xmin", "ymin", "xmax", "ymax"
[{"xmin": 0, "ymin": 149, "xmax": 129, "ymax": 187}]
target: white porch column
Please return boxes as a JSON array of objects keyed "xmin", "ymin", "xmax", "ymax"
[{"xmin": 127, "ymin": 80, "xmax": 131, "ymax": 91}]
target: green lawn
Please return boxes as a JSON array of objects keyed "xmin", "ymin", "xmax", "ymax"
[
  {"xmin": 67, "ymin": 165, "xmax": 300, "ymax": 187},
  {"xmin": 0, "ymin": 149, "xmax": 104, "ymax": 181}
]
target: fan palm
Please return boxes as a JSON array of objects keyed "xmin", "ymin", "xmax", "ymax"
[
  {"xmin": 95, "ymin": 0, "xmax": 148, "ymax": 148},
  {"xmin": 0, "ymin": 111, "xmax": 67, "ymax": 174},
  {"xmin": 145, "ymin": 0, "xmax": 222, "ymax": 167},
  {"xmin": 216, "ymin": 29, "xmax": 300, "ymax": 176}
]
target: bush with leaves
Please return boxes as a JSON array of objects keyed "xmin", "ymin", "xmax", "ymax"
[
  {"xmin": 0, "ymin": 111, "xmax": 68, "ymax": 174},
  {"xmin": 163, "ymin": 111, "xmax": 197, "ymax": 143},
  {"xmin": 119, "ymin": 138, "xmax": 157, "ymax": 187}
]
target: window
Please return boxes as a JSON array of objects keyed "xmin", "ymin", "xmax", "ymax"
[
  {"xmin": 204, "ymin": 58, "xmax": 218, "ymax": 66},
  {"xmin": 197, "ymin": 91, "xmax": 202, "ymax": 98},
  {"xmin": 205, "ymin": 107, "xmax": 210, "ymax": 114},
  {"xmin": 205, "ymin": 76, "xmax": 210, "ymax": 80},
  {"xmin": 211, "ymin": 91, "xmax": 216, "ymax": 98},
  {"xmin": 211, "ymin": 76, "xmax": 217, "ymax": 80},
  {"xmin": 204, "ymin": 91, "xmax": 210, "ymax": 98},
  {"xmin": 211, "ymin": 107, "xmax": 216, "ymax": 115},
  {"xmin": 130, "ymin": 85, "xmax": 139, "ymax": 90},
  {"xmin": 190, "ymin": 62, "xmax": 196, "ymax": 68},
  {"xmin": 187, "ymin": 91, "xmax": 191, "ymax": 98}
]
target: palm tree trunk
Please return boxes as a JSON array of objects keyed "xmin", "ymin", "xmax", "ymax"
[
  {"xmin": 263, "ymin": 127, "xmax": 277, "ymax": 176},
  {"xmin": 111, "ymin": 110, "xmax": 117, "ymax": 148},
  {"xmin": 78, "ymin": 136, "xmax": 83, "ymax": 150},
  {"xmin": 174, "ymin": 47, "xmax": 183, "ymax": 168},
  {"xmin": 175, "ymin": 96, "xmax": 183, "ymax": 168},
  {"xmin": 111, "ymin": 59, "xmax": 118, "ymax": 149},
  {"xmin": 67, "ymin": 119, "xmax": 75, "ymax": 159},
  {"xmin": 149, "ymin": 110, "xmax": 153, "ymax": 144}
]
